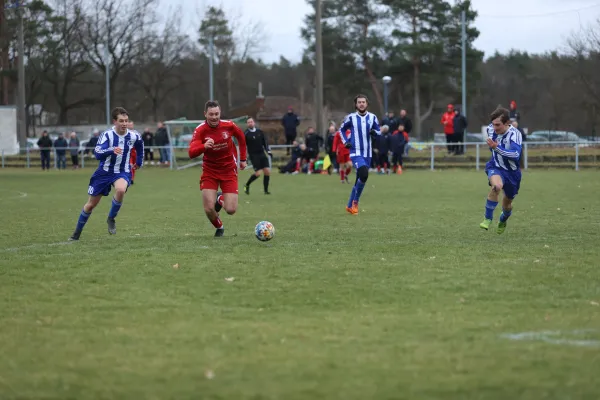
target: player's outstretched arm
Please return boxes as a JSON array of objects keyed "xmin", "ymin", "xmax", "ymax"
[
  {"xmin": 188, "ymin": 130, "xmax": 206, "ymax": 159},
  {"xmin": 494, "ymin": 140, "xmax": 522, "ymax": 161},
  {"xmin": 338, "ymin": 116, "xmax": 352, "ymax": 145},
  {"xmin": 94, "ymin": 133, "xmax": 115, "ymax": 160},
  {"xmin": 232, "ymin": 124, "xmax": 247, "ymax": 163}
]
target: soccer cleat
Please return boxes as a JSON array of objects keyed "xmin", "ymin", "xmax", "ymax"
[
  {"xmin": 351, "ymin": 200, "xmax": 359, "ymax": 214},
  {"xmin": 497, "ymin": 219, "xmax": 507, "ymax": 235},
  {"xmin": 214, "ymin": 228, "xmax": 224, "ymax": 237},
  {"xmin": 345, "ymin": 206, "xmax": 356, "ymax": 214},
  {"xmin": 479, "ymin": 218, "xmax": 492, "ymax": 230},
  {"xmin": 107, "ymin": 217, "xmax": 117, "ymax": 235},
  {"xmin": 264, "ymin": 191, "xmax": 271, "ymax": 195},
  {"xmin": 215, "ymin": 191, "xmax": 223, "ymax": 212},
  {"xmin": 68, "ymin": 230, "xmax": 81, "ymax": 241},
  {"xmin": 345, "ymin": 175, "xmax": 350, "ymax": 184},
  {"xmin": 244, "ymin": 185, "xmax": 249, "ymax": 195}
]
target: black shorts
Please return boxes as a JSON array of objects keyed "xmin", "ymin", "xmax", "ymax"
[
  {"xmin": 250, "ymin": 153, "xmax": 270, "ymax": 171},
  {"xmin": 306, "ymin": 150, "xmax": 319, "ymax": 160}
]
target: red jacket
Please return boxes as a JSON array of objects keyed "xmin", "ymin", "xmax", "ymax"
[{"xmin": 441, "ymin": 105, "xmax": 455, "ymax": 135}]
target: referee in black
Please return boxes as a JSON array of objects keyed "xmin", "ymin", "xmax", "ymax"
[{"xmin": 244, "ymin": 117, "xmax": 272, "ymax": 195}]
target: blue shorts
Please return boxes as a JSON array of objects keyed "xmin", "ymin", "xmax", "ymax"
[
  {"xmin": 87, "ymin": 170, "xmax": 131, "ymax": 197},
  {"xmin": 350, "ymin": 155, "xmax": 371, "ymax": 170},
  {"xmin": 485, "ymin": 165, "xmax": 521, "ymax": 199}
]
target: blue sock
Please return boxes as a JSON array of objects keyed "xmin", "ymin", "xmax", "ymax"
[
  {"xmin": 347, "ymin": 186, "xmax": 357, "ymax": 208},
  {"xmin": 108, "ymin": 198, "xmax": 122, "ymax": 219},
  {"xmin": 500, "ymin": 209, "xmax": 512, "ymax": 222},
  {"xmin": 485, "ymin": 199, "xmax": 498, "ymax": 220},
  {"xmin": 76, "ymin": 209, "xmax": 91, "ymax": 232},
  {"xmin": 354, "ymin": 179, "xmax": 366, "ymax": 202}
]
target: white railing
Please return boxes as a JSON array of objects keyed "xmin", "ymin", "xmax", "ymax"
[{"xmin": 1, "ymin": 141, "xmax": 598, "ymax": 171}]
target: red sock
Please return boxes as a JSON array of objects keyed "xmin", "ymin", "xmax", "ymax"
[
  {"xmin": 309, "ymin": 161, "xmax": 315, "ymax": 172},
  {"xmin": 340, "ymin": 169, "xmax": 345, "ymax": 181},
  {"xmin": 210, "ymin": 217, "xmax": 223, "ymax": 229},
  {"xmin": 346, "ymin": 166, "xmax": 351, "ymax": 176},
  {"xmin": 295, "ymin": 160, "xmax": 301, "ymax": 171},
  {"xmin": 217, "ymin": 194, "xmax": 224, "ymax": 206}
]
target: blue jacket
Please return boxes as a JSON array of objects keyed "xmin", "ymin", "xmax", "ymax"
[
  {"xmin": 374, "ymin": 133, "xmax": 390, "ymax": 153},
  {"xmin": 389, "ymin": 132, "xmax": 406, "ymax": 153},
  {"xmin": 281, "ymin": 112, "xmax": 300, "ymax": 135}
]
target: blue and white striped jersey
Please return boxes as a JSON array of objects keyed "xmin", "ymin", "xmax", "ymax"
[
  {"xmin": 338, "ymin": 111, "xmax": 381, "ymax": 158},
  {"xmin": 94, "ymin": 128, "xmax": 144, "ymax": 173},
  {"xmin": 486, "ymin": 123, "xmax": 523, "ymax": 172}
]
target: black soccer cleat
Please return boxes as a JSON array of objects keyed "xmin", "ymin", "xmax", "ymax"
[
  {"xmin": 107, "ymin": 217, "xmax": 117, "ymax": 235},
  {"xmin": 244, "ymin": 185, "xmax": 249, "ymax": 195},
  {"xmin": 69, "ymin": 230, "xmax": 81, "ymax": 241},
  {"xmin": 214, "ymin": 228, "xmax": 224, "ymax": 237},
  {"xmin": 215, "ymin": 191, "xmax": 223, "ymax": 212},
  {"xmin": 264, "ymin": 191, "xmax": 271, "ymax": 195}
]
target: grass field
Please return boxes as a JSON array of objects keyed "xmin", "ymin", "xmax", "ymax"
[{"xmin": 1, "ymin": 168, "xmax": 599, "ymax": 399}]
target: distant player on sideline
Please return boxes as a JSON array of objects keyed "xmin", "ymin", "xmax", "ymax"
[
  {"xmin": 188, "ymin": 100, "xmax": 247, "ymax": 237},
  {"xmin": 332, "ymin": 128, "xmax": 352, "ymax": 183},
  {"xmin": 480, "ymin": 107, "xmax": 523, "ymax": 234},
  {"xmin": 244, "ymin": 117, "xmax": 272, "ymax": 195},
  {"xmin": 127, "ymin": 120, "xmax": 139, "ymax": 184},
  {"xmin": 69, "ymin": 107, "xmax": 143, "ymax": 240},
  {"xmin": 338, "ymin": 94, "xmax": 381, "ymax": 214}
]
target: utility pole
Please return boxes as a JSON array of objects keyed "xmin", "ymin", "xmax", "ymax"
[
  {"xmin": 461, "ymin": 9, "xmax": 467, "ymax": 153},
  {"xmin": 16, "ymin": 2, "xmax": 26, "ymax": 146},
  {"xmin": 315, "ymin": 0, "xmax": 324, "ymax": 136},
  {"xmin": 105, "ymin": 44, "xmax": 110, "ymax": 126},
  {"xmin": 209, "ymin": 35, "xmax": 214, "ymax": 100}
]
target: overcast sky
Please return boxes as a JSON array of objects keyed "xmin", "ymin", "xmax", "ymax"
[{"xmin": 162, "ymin": 0, "xmax": 600, "ymax": 63}]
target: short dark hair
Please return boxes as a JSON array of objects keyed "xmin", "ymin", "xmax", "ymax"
[
  {"xmin": 490, "ymin": 107, "xmax": 510, "ymax": 123},
  {"xmin": 354, "ymin": 94, "xmax": 369, "ymax": 105},
  {"xmin": 111, "ymin": 107, "xmax": 128, "ymax": 121},
  {"xmin": 205, "ymin": 100, "xmax": 220, "ymax": 111}
]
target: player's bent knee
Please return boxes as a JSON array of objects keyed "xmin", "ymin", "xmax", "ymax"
[
  {"xmin": 357, "ymin": 166, "xmax": 369, "ymax": 182},
  {"xmin": 224, "ymin": 205, "xmax": 236, "ymax": 215}
]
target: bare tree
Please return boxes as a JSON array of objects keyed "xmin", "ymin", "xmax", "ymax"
[
  {"xmin": 130, "ymin": 9, "xmax": 191, "ymax": 121},
  {"xmin": 567, "ymin": 19, "xmax": 600, "ymax": 108},
  {"xmin": 77, "ymin": 0, "xmax": 157, "ymax": 119}
]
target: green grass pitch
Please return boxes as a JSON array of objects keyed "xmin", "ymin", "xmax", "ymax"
[{"xmin": 0, "ymin": 168, "xmax": 599, "ymax": 399}]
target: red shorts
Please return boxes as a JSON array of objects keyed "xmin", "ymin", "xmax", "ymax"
[
  {"xmin": 200, "ymin": 174, "xmax": 238, "ymax": 194},
  {"xmin": 336, "ymin": 153, "xmax": 350, "ymax": 164}
]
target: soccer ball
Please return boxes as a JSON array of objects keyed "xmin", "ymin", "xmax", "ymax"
[{"xmin": 255, "ymin": 221, "xmax": 275, "ymax": 241}]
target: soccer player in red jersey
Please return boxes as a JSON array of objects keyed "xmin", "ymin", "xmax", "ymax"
[
  {"xmin": 333, "ymin": 129, "xmax": 352, "ymax": 183},
  {"xmin": 188, "ymin": 100, "xmax": 247, "ymax": 237}
]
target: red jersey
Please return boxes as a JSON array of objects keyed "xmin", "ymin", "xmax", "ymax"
[
  {"xmin": 130, "ymin": 148, "xmax": 137, "ymax": 164},
  {"xmin": 188, "ymin": 120, "xmax": 247, "ymax": 176},
  {"xmin": 333, "ymin": 130, "xmax": 351, "ymax": 156}
]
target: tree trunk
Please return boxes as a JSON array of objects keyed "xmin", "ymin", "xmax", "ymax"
[
  {"xmin": 413, "ymin": 57, "xmax": 421, "ymax": 139},
  {"xmin": 226, "ymin": 60, "xmax": 233, "ymax": 110},
  {"xmin": 364, "ymin": 59, "xmax": 384, "ymax": 113},
  {"xmin": 59, "ymin": 107, "xmax": 68, "ymax": 125}
]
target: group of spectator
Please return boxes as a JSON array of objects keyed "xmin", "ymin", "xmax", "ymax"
[
  {"xmin": 34, "ymin": 121, "xmax": 173, "ymax": 170},
  {"xmin": 278, "ymin": 109, "xmax": 414, "ymax": 175},
  {"xmin": 36, "ymin": 130, "xmax": 85, "ymax": 170}
]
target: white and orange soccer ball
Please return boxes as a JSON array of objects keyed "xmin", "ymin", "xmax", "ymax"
[{"xmin": 255, "ymin": 221, "xmax": 275, "ymax": 241}]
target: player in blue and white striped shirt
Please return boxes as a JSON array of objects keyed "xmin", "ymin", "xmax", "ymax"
[
  {"xmin": 480, "ymin": 107, "xmax": 523, "ymax": 234},
  {"xmin": 69, "ymin": 107, "xmax": 144, "ymax": 240},
  {"xmin": 338, "ymin": 94, "xmax": 381, "ymax": 214}
]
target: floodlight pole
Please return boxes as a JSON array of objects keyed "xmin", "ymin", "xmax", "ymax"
[
  {"xmin": 16, "ymin": 3, "xmax": 26, "ymax": 147},
  {"xmin": 209, "ymin": 35, "xmax": 214, "ymax": 100},
  {"xmin": 315, "ymin": 0, "xmax": 324, "ymax": 136}
]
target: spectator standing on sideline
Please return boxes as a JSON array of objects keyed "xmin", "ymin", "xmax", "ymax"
[
  {"xmin": 154, "ymin": 122, "xmax": 170, "ymax": 164},
  {"xmin": 54, "ymin": 133, "xmax": 68, "ymax": 169},
  {"xmin": 304, "ymin": 127, "xmax": 323, "ymax": 174},
  {"xmin": 37, "ymin": 130, "xmax": 52, "ymax": 170},
  {"xmin": 452, "ymin": 107, "xmax": 468, "ymax": 155},
  {"xmin": 382, "ymin": 112, "xmax": 398, "ymax": 133},
  {"xmin": 281, "ymin": 107, "xmax": 300, "ymax": 155},
  {"xmin": 441, "ymin": 104, "xmax": 455, "ymax": 154},
  {"xmin": 69, "ymin": 132, "xmax": 80, "ymax": 169},
  {"xmin": 325, "ymin": 124, "xmax": 338, "ymax": 173},
  {"xmin": 142, "ymin": 127, "xmax": 154, "ymax": 163},
  {"xmin": 509, "ymin": 100, "xmax": 520, "ymax": 122},
  {"xmin": 397, "ymin": 109, "xmax": 413, "ymax": 156},
  {"xmin": 390, "ymin": 123, "xmax": 407, "ymax": 173},
  {"xmin": 86, "ymin": 131, "xmax": 100, "ymax": 156}
]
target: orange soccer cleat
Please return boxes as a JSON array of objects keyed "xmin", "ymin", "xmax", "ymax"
[{"xmin": 346, "ymin": 200, "xmax": 359, "ymax": 215}]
